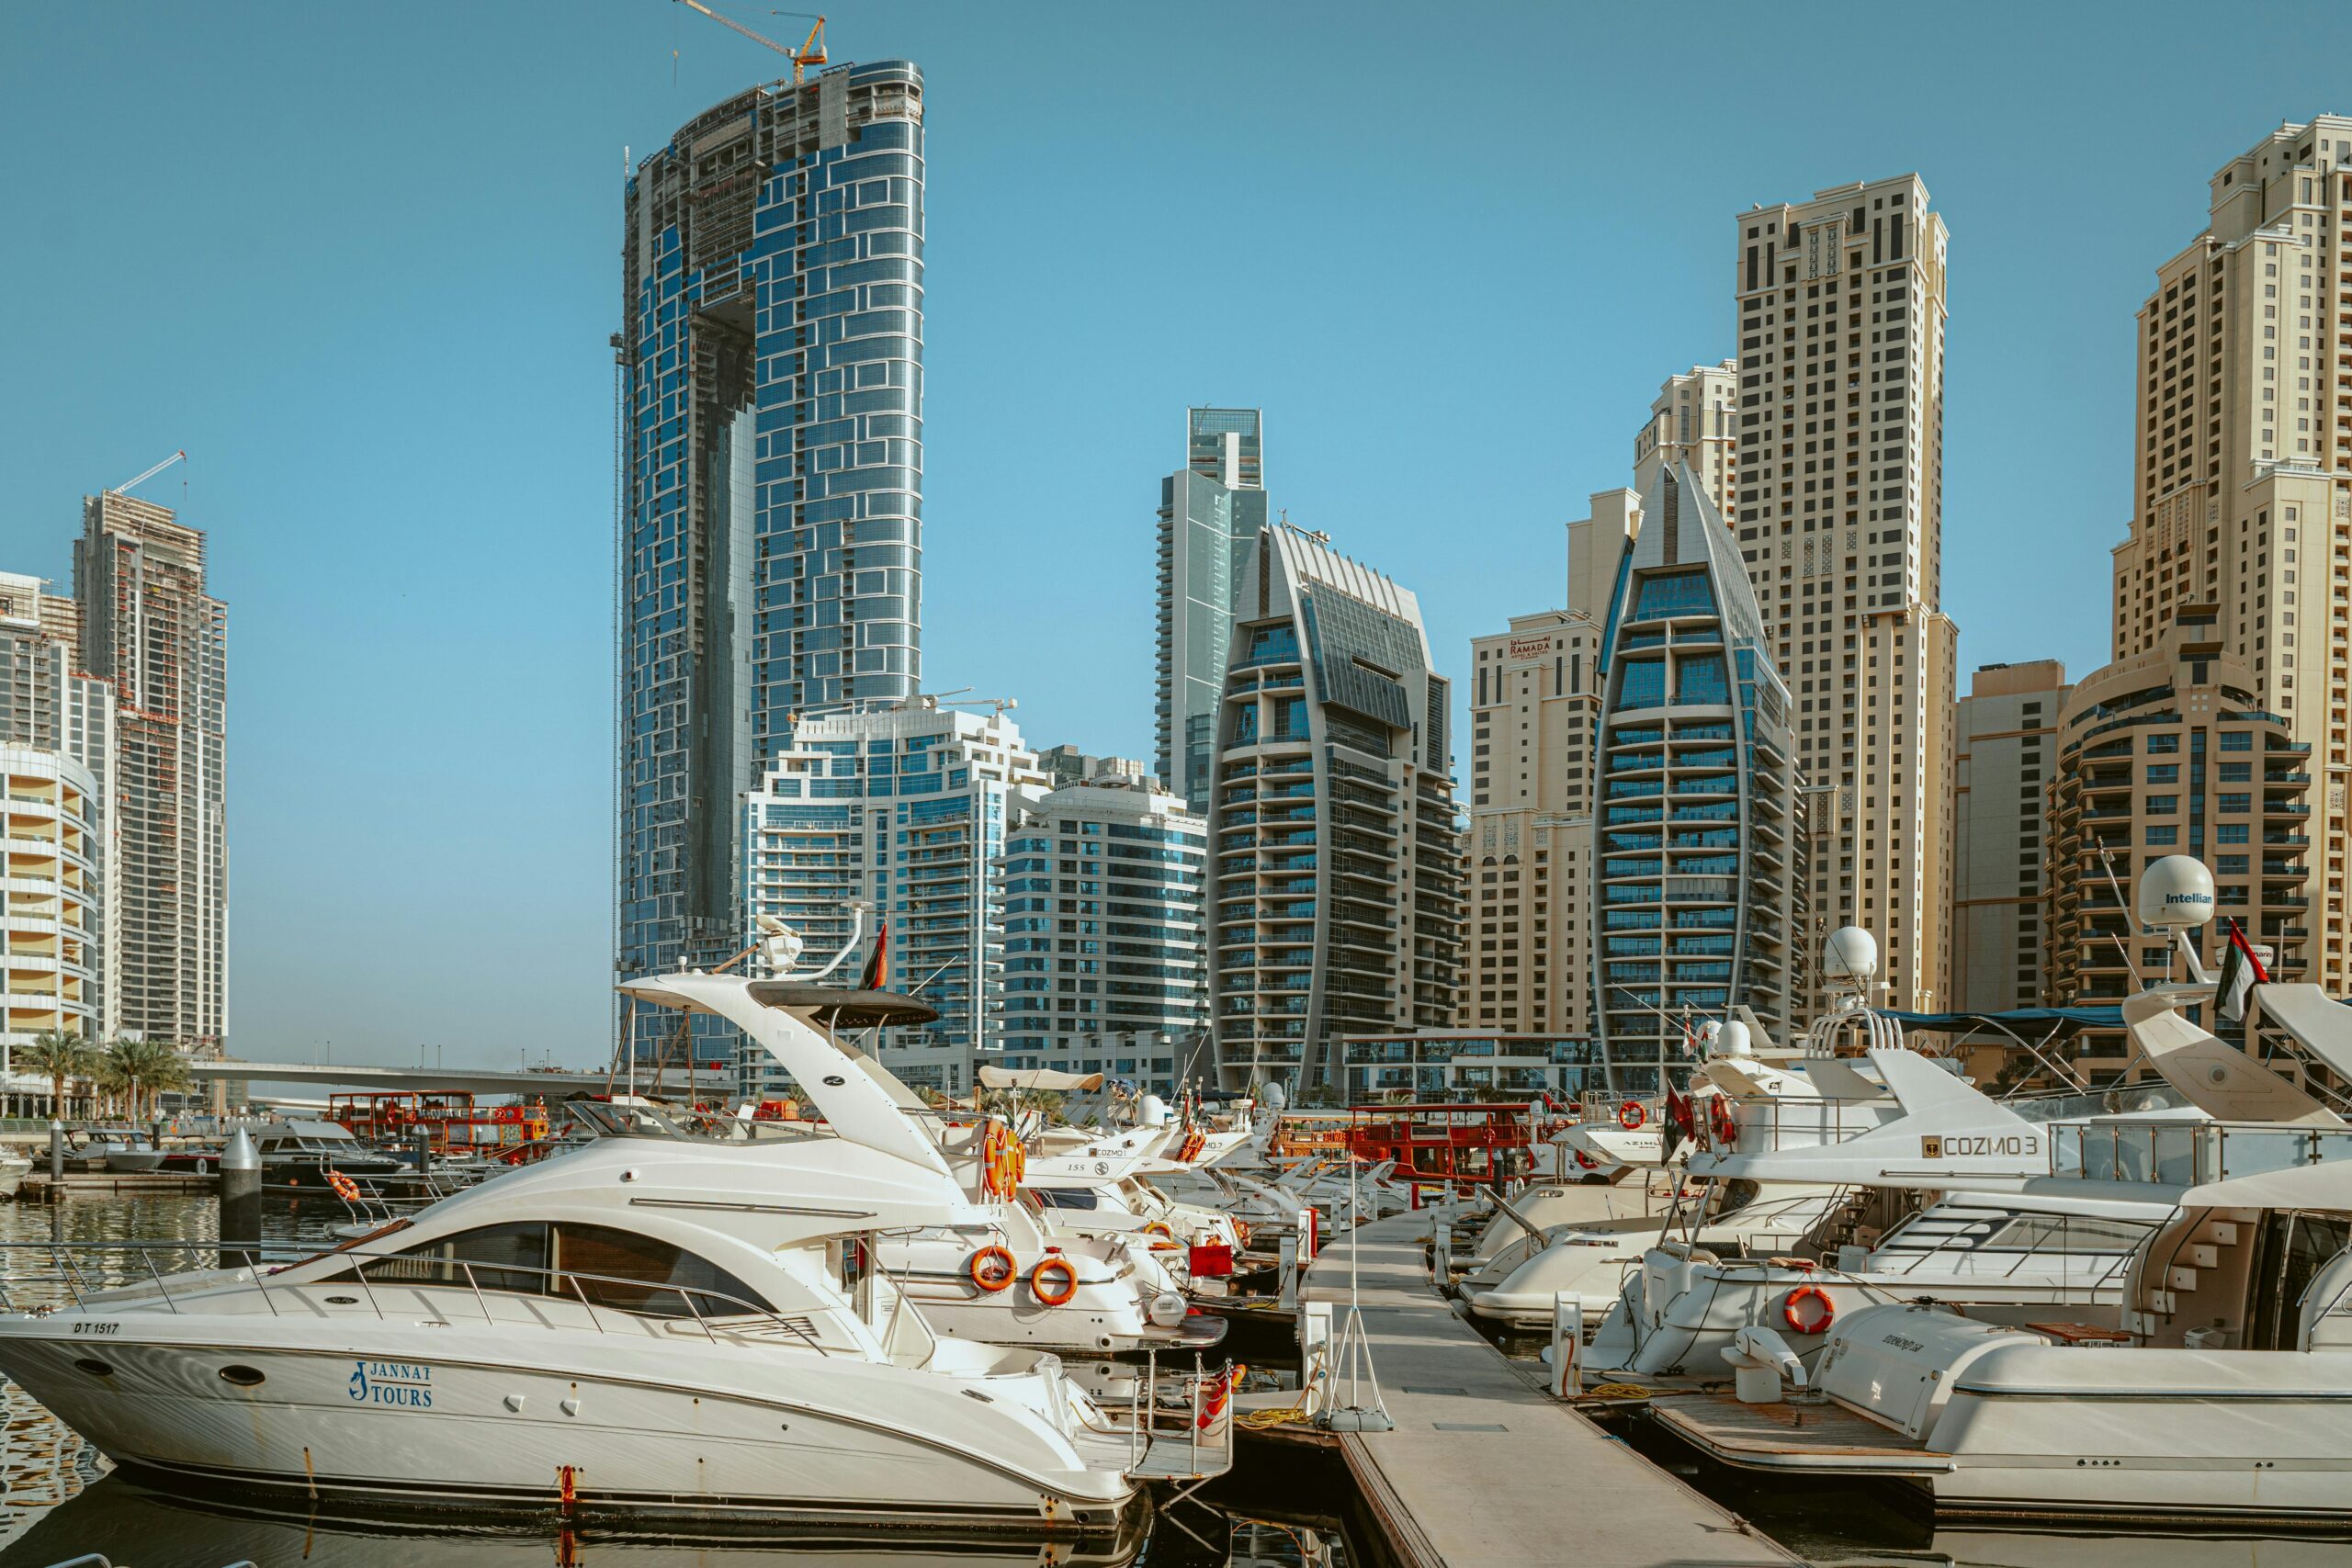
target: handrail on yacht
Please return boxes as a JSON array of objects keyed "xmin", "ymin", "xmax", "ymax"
[{"xmin": 0, "ymin": 1242, "xmax": 835, "ymax": 1356}]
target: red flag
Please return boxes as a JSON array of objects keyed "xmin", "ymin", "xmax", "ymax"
[{"xmin": 859, "ymin": 920, "xmax": 890, "ymax": 991}]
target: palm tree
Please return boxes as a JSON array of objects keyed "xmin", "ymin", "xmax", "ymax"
[
  {"xmin": 101, "ymin": 1039, "xmax": 191, "ymax": 1123},
  {"xmin": 17, "ymin": 1031, "xmax": 98, "ymax": 1121}
]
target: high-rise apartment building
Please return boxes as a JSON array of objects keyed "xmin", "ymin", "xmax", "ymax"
[
  {"xmin": 1634, "ymin": 361, "xmax": 1740, "ymax": 511},
  {"xmin": 0, "ymin": 571, "xmax": 119, "ymax": 1048},
  {"xmin": 2108, "ymin": 117, "xmax": 2352, "ymax": 992},
  {"xmin": 1000, "ymin": 759, "xmax": 1208, "ymax": 1095},
  {"xmin": 74, "ymin": 495, "xmax": 227, "ymax": 1049},
  {"xmin": 2047, "ymin": 610, "xmax": 2311, "ymax": 1075},
  {"xmin": 1593, "ymin": 466, "xmax": 1803, "ymax": 1086},
  {"xmin": 737, "ymin": 696, "xmax": 1040, "ymax": 1093},
  {"xmin": 1732, "ymin": 175, "xmax": 1958, "ymax": 1013},
  {"xmin": 1206, "ymin": 526, "xmax": 1464, "ymax": 1094},
  {"xmin": 616, "ymin": 62, "xmax": 927, "ymax": 1035},
  {"xmin": 1951, "ymin": 660, "xmax": 2069, "ymax": 1011},
  {"xmin": 1155, "ymin": 408, "xmax": 1270, "ymax": 807},
  {"xmin": 1463, "ymin": 610, "xmax": 1603, "ymax": 1036}
]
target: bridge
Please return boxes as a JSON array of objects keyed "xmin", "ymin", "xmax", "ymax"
[{"xmin": 185, "ymin": 1061, "xmax": 619, "ymax": 1097}]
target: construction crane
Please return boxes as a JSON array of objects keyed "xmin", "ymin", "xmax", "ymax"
[
  {"xmin": 672, "ymin": 2, "xmax": 826, "ymax": 84},
  {"xmin": 113, "ymin": 450, "xmax": 187, "ymax": 497}
]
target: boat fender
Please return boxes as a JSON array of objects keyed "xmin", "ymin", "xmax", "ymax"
[
  {"xmin": 1030, "ymin": 1258, "xmax": 1079, "ymax": 1306},
  {"xmin": 1782, "ymin": 1283, "xmax": 1835, "ymax": 1336},
  {"xmin": 968, "ymin": 1246, "xmax": 1017, "ymax": 1293}
]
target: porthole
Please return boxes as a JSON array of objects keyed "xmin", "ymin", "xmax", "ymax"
[
  {"xmin": 324, "ymin": 1296, "xmax": 358, "ymax": 1305},
  {"xmin": 73, "ymin": 1359, "xmax": 113, "ymax": 1377},
  {"xmin": 219, "ymin": 1364, "xmax": 266, "ymax": 1387}
]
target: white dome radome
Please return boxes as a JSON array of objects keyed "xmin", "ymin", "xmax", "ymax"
[
  {"xmin": 1823, "ymin": 926, "xmax": 1879, "ymax": 982},
  {"xmin": 1718, "ymin": 1020, "xmax": 1753, "ymax": 1057},
  {"xmin": 1136, "ymin": 1094, "xmax": 1172, "ymax": 1127},
  {"xmin": 2137, "ymin": 855, "xmax": 2217, "ymax": 931}
]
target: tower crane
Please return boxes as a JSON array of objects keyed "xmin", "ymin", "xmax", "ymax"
[
  {"xmin": 113, "ymin": 450, "xmax": 187, "ymax": 497},
  {"xmin": 672, "ymin": 3, "xmax": 826, "ymax": 84}
]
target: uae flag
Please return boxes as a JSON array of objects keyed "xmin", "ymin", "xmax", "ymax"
[
  {"xmin": 859, "ymin": 920, "xmax": 890, "ymax": 992},
  {"xmin": 2215, "ymin": 919, "xmax": 2269, "ymax": 1027},
  {"xmin": 1660, "ymin": 1085, "xmax": 1691, "ymax": 1161}
]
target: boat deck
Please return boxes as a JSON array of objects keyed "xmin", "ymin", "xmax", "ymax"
[
  {"xmin": 1645, "ymin": 1391, "xmax": 1946, "ymax": 1476},
  {"xmin": 1299, "ymin": 1211, "xmax": 1796, "ymax": 1568}
]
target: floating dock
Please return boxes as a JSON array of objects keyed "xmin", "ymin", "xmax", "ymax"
[{"xmin": 1289, "ymin": 1210, "xmax": 1797, "ymax": 1568}]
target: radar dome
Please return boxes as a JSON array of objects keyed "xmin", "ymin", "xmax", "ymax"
[
  {"xmin": 1260, "ymin": 1080, "xmax": 1290, "ymax": 1112},
  {"xmin": 1717, "ymin": 1019, "xmax": 1753, "ymax": 1057},
  {"xmin": 1822, "ymin": 926, "xmax": 1879, "ymax": 982},
  {"xmin": 1136, "ymin": 1094, "xmax": 1172, "ymax": 1127},
  {"xmin": 2138, "ymin": 855, "xmax": 2216, "ymax": 931}
]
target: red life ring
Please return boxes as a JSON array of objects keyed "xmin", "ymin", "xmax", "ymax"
[
  {"xmin": 1782, "ymin": 1284, "xmax": 1836, "ymax": 1336},
  {"xmin": 1709, "ymin": 1097, "xmax": 1737, "ymax": 1148},
  {"xmin": 1618, "ymin": 1101, "xmax": 1646, "ymax": 1131},
  {"xmin": 327, "ymin": 1171, "xmax": 361, "ymax": 1203},
  {"xmin": 967, "ymin": 1246, "xmax": 1016, "ymax": 1292},
  {"xmin": 1029, "ymin": 1258, "xmax": 1079, "ymax": 1306},
  {"xmin": 1573, "ymin": 1149, "xmax": 1598, "ymax": 1171}
]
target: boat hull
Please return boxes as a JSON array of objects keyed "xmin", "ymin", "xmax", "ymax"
[{"xmin": 0, "ymin": 1322, "xmax": 1136, "ymax": 1536}]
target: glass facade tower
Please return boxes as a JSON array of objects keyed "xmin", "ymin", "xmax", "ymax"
[
  {"xmin": 1593, "ymin": 465, "xmax": 1802, "ymax": 1088},
  {"xmin": 616, "ymin": 62, "xmax": 925, "ymax": 1044},
  {"xmin": 1156, "ymin": 408, "xmax": 1268, "ymax": 808}
]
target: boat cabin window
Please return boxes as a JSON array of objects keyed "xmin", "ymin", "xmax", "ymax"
[
  {"xmin": 338, "ymin": 1222, "xmax": 772, "ymax": 1316},
  {"xmin": 2245, "ymin": 1212, "xmax": 2352, "ymax": 1351},
  {"xmin": 1032, "ymin": 1188, "xmax": 1098, "ymax": 1211},
  {"xmin": 1982, "ymin": 1215, "xmax": 2154, "ymax": 1254}
]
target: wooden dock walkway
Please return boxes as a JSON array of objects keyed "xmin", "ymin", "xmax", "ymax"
[{"xmin": 1297, "ymin": 1209, "xmax": 1796, "ymax": 1568}]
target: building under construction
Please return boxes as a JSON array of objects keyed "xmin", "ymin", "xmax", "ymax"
[
  {"xmin": 74, "ymin": 493, "xmax": 228, "ymax": 1051},
  {"xmin": 615, "ymin": 58, "xmax": 926, "ymax": 1055}
]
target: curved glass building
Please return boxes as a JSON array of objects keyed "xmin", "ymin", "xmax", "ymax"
[
  {"xmin": 1593, "ymin": 465, "xmax": 1801, "ymax": 1087},
  {"xmin": 616, "ymin": 62, "xmax": 925, "ymax": 1039}
]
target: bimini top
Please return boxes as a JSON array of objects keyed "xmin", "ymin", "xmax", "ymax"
[{"xmin": 1882, "ymin": 1006, "xmax": 2126, "ymax": 1035}]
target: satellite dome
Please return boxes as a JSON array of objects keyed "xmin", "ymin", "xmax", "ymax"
[
  {"xmin": 1718, "ymin": 1019, "xmax": 1753, "ymax": 1057},
  {"xmin": 2138, "ymin": 855, "xmax": 2216, "ymax": 930},
  {"xmin": 1136, "ymin": 1094, "xmax": 1172, "ymax": 1127},
  {"xmin": 1822, "ymin": 926, "xmax": 1879, "ymax": 982}
]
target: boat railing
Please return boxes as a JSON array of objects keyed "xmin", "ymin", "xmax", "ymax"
[
  {"xmin": 2051, "ymin": 1122, "xmax": 2352, "ymax": 1188},
  {"xmin": 0, "ymin": 1241, "xmax": 841, "ymax": 1357},
  {"xmin": 1117, "ymin": 1348, "xmax": 1238, "ymax": 1485}
]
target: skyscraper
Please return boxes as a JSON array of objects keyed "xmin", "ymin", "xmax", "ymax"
[
  {"xmin": 2107, "ymin": 117, "xmax": 2352, "ymax": 994},
  {"xmin": 1155, "ymin": 408, "xmax": 1269, "ymax": 807},
  {"xmin": 1634, "ymin": 361, "xmax": 1740, "ymax": 512},
  {"xmin": 1000, "ymin": 758, "xmax": 1209, "ymax": 1095},
  {"xmin": 1206, "ymin": 525, "xmax": 1464, "ymax": 1094},
  {"xmin": 737, "ymin": 697, "xmax": 1040, "ymax": 1094},
  {"xmin": 0, "ymin": 570, "xmax": 118, "ymax": 1054},
  {"xmin": 616, "ymin": 62, "xmax": 926, "ymax": 1029},
  {"xmin": 1593, "ymin": 465, "xmax": 1802, "ymax": 1086},
  {"xmin": 74, "ymin": 495, "xmax": 227, "ymax": 1049},
  {"xmin": 1731, "ymin": 175, "xmax": 1958, "ymax": 1013},
  {"xmin": 1951, "ymin": 660, "xmax": 2069, "ymax": 1012}
]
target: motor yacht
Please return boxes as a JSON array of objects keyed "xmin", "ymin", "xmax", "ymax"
[
  {"xmin": 1647, "ymin": 1153, "xmax": 2352, "ymax": 1527},
  {"xmin": 0, "ymin": 966, "xmax": 1219, "ymax": 1537},
  {"xmin": 252, "ymin": 1119, "xmax": 409, "ymax": 1194}
]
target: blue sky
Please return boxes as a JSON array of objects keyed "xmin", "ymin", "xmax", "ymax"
[{"xmin": 4, "ymin": 2, "xmax": 2348, "ymax": 1068}]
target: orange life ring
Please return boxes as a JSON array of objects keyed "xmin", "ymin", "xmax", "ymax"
[
  {"xmin": 1573, "ymin": 1149, "xmax": 1598, "ymax": 1171},
  {"xmin": 1029, "ymin": 1257, "xmax": 1079, "ymax": 1306},
  {"xmin": 1618, "ymin": 1100, "xmax": 1646, "ymax": 1131},
  {"xmin": 327, "ymin": 1171, "xmax": 361, "ymax": 1203},
  {"xmin": 1783, "ymin": 1284, "xmax": 1835, "ymax": 1336},
  {"xmin": 1178, "ymin": 1131, "xmax": 1207, "ymax": 1162},
  {"xmin": 1710, "ymin": 1097, "xmax": 1737, "ymax": 1148},
  {"xmin": 980, "ymin": 1121, "xmax": 1017, "ymax": 1199},
  {"xmin": 968, "ymin": 1246, "xmax": 1016, "ymax": 1293},
  {"xmin": 1142, "ymin": 1220, "xmax": 1176, "ymax": 1241}
]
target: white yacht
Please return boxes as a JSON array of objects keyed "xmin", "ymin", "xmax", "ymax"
[
  {"xmin": 0, "ymin": 968, "xmax": 1214, "ymax": 1536},
  {"xmin": 1648, "ymin": 1153, "xmax": 2352, "ymax": 1527}
]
